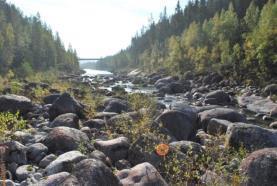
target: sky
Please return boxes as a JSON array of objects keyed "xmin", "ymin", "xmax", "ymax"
[{"xmin": 7, "ymin": 0, "xmax": 188, "ymax": 58}]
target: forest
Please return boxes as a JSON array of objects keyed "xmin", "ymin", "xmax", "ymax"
[
  {"xmin": 0, "ymin": 0, "xmax": 79, "ymax": 77},
  {"xmin": 94, "ymin": 0, "xmax": 276, "ymax": 85}
]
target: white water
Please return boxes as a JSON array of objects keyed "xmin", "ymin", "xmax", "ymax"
[{"xmin": 83, "ymin": 68, "xmax": 113, "ymax": 76}]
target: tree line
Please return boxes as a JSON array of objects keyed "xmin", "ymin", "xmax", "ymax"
[
  {"xmin": 0, "ymin": 0, "xmax": 79, "ymax": 77},
  {"xmin": 95, "ymin": 0, "xmax": 276, "ymax": 85}
]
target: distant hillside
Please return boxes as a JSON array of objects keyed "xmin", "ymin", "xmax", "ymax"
[
  {"xmin": 95, "ymin": 0, "xmax": 276, "ymax": 85},
  {"xmin": 0, "ymin": 0, "xmax": 79, "ymax": 77}
]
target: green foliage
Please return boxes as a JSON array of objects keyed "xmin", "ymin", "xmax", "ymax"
[
  {"xmin": 0, "ymin": 112, "xmax": 27, "ymax": 142},
  {"xmin": 94, "ymin": 0, "xmax": 274, "ymax": 85},
  {"xmin": 0, "ymin": 1, "xmax": 79, "ymax": 77},
  {"xmin": 158, "ymin": 137, "xmax": 248, "ymax": 185}
]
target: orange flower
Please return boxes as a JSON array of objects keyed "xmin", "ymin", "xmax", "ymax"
[{"xmin": 155, "ymin": 143, "xmax": 169, "ymax": 157}]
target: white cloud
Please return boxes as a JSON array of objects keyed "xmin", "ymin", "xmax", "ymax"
[{"xmin": 7, "ymin": 0, "xmax": 188, "ymax": 57}]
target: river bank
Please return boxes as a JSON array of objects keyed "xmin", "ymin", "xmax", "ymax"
[{"xmin": 0, "ymin": 69, "xmax": 277, "ymax": 185}]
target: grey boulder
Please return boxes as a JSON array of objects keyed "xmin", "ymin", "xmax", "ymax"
[
  {"xmin": 73, "ymin": 158, "xmax": 120, "ymax": 186},
  {"xmin": 240, "ymin": 148, "xmax": 277, "ymax": 186},
  {"xmin": 49, "ymin": 113, "xmax": 80, "ymax": 129},
  {"xmin": 116, "ymin": 162, "xmax": 168, "ymax": 186}
]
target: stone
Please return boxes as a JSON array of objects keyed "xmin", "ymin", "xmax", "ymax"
[
  {"xmin": 48, "ymin": 92, "xmax": 84, "ymax": 121},
  {"xmin": 238, "ymin": 95, "xmax": 277, "ymax": 114},
  {"xmin": 207, "ymin": 118, "xmax": 233, "ymax": 135},
  {"xmin": 27, "ymin": 143, "xmax": 48, "ymax": 163},
  {"xmin": 104, "ymin": 99, "xmax": 128, "ymax": 114},
  {"xmin": 73, "ymin": 159, "xmax": 120, "ymax": 186},
  {"xmin": 204, "ymin": 90, "xmax": 231, "ymax": 105},
  {"xmin": 49, "ymin": 113, "xmax": 80, "ymax": 129},
  {"xmin": 115, "ymin": 160, "xmax": 131, "ymax": 170},
  {"xmin": 169, "ymin": 141, "xmax": 204, "ymax": 155},
  {"xmin": 0, "ymin": 180, "xmax": 20, "ymax": 186},
  {"xmin": 269, "ymin": 121, "xmax": 277, "ymax": 129},
  {"xmin": 89, "ymin": 150, "xmax": 111, "ymax": 166},
  {"xmin": 264, "ymin": 84, "xmax": 277, "ymax": 96},
  {"xmin": 155, "ymin": 109, "xmax": 198, "ymax": 140},
  {"xmin": 83, "ymin": 119, "xmax": 105, "ymax": 129},
  {"xmin": 225, "ymin": 123, "xmax": 277, "ymax": 151},
  {"xmin": 116, "ymin": 162, "xmax": 168, "ymax": 186},
  {"xmin": 198, "ymin": 108, "xmax": 246, "ymax": 131},
  {"xmin": 43, "ymin": 94, "xmax": 61, "ymax": 104},
  {"xmin": 0, "ymin": 94, "xmax": 33, "ymax": 115},
  {"xmin": 94, "ymin": 137, "xmax": 130, "ymax": 162},
  {"xmin": 45, "ymin": 151, "xmax": 86, "ymax": 175},
  {"xmin": 43, "ymin": 127, "xmax": 91, "ymax": 153},
  {"xmin": 16, "ymin": 165, "xmax": 36, "ymax": 181},
  {"xmin": 39, "ymin": 154, "xmax": 57, "ymax": 168},
  {"xmin": 4, "ymin": 141, "xmax": 27, "ymax": 165},
  {"xmin": 240, "ymin": 148, "xmax": 277, "ymax": 186},
  {"xmin": 36, "ymin": 172, "xmax": 80, "ymax": 186}
]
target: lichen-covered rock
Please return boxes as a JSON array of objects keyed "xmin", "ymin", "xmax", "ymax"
[
  {"xmin": 36, "ymin": 172, "xmax": 80, "ymax": 186},
  {"xmin": 27, "ymin": 143, "xmax": 48, "ymax": 163},
  {"xmin": 155, "ymin": 110, "xmax": 197, "ymax": 140},
  {"xmin": 0, "ymin": 94, "xmax": 33, "ymax": 115},
  {"xmin": 72, "ymin": 159, "xmax": 120, "ymax": 186},
  {"xmin": 49, "ymin": 113, "xmax": 80, "ymax": 129},
  {"xmin": 116, "ymin": 162, "xmax": 168, "ymax": 186},
  {"xmin": 204, "ymin": 90, "xmax": 231, "ymax": 105},
  {"xmin": 45, "ymin": 151, "xmax": 86, "ymax": 175},
  {"xmin": 240, "ymin": 148, "xmax": 277, "ymax": 186},
  {"xmin": 94, "ymin": 137, "xmax": 130, "ymax": 162},
  {"xmin": 198, "ymin": 108, "xmax": 246, "ymax": 131},
  {"xmin": 207, "ymin": 118, "xmax": 233, "ymax": 135},
  {"xmin": 225, "ymin": 123, "xmax": 277, "ymax": 151},
  {"xmin": 48, "ymin": 92, "xmax": 84, "ymax": 121},
  {"xmin": 43, "ymin": 127, "xmax": 91, "ymax": 153}
]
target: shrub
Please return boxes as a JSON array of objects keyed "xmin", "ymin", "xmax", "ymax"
[{"xmin": 0, "ymin": 112, "xmax": 27, "ymax": 143}]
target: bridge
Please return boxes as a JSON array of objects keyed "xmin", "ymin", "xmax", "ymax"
[{"xmin": 78, "ymin": 58, "xmax": 102, "ymax": 61}]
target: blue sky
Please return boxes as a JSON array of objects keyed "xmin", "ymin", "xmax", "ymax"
[{"xmin": 7, "ymin": 0, "xmax": 188, "ymax": 58}]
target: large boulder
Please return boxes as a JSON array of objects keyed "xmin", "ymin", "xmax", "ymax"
[
  {"xmin": 43, "ymin": 94, "xmax": 61, "ymax": 104},
  {"xmin": 204, "ymin": 90, "xmax": 231, "ymax": 105},
  {"xmin": 240, "ymin": 148, "xmax": 277, "ymax": 186},
  {"xmin": 155, "ymin": 109, "xmax": 198, "ymax": 140},
  {"xmin": 27, "ymin": 143, "xmax": 48, "ymax": 163},
  {"xmin": 48, "ymin": 92, "xmax": 84, "ymax": 121},
  {"xmin": 94, "ymin": 137, "xmax": 130, "ymax": 162},
  {"xmin": 36, "ymin": 172, "xmax": 80, "ymax": 186},
  {"xmin": 45, "ymin": 151, "xmax": 86, "ymax": 175},
  {"xmin": 49, "ymin": 113, "xmax": 80, "ymax": 129},
  {"xmin": 207, "ymin": 119, "xmax": 233, "ymax": 136},
  {"xmin": 104, "ymin": 99, "xmax": 128, "ymax": 114},
  {"xmin": 83, "ymin": 119, "xmax": 105, "ymax": 129},
  {"xmin": 154, "ymin": 76, "xmax": 178, "ymax": 89},
  {"xmin": 39, "ymin": 154, "xmax": 57, "ymax": 168},
  {"xmin": 238, "ymin": 95, "xmax": 277, "ymax": 115},
  {"xmin": 72, "ymin": 159, "xmax": 120, "ymax": 186},
  {"xmin": 198, "ymin": 108, "xmax": 246, "ymax": 131},
  {"xmin": 116, "ymin": 162, "xmax": 168, "ymax": 186},
  {"xmin": 43, "ymin": 127, "xmax": 91, "ymax": 153},
  {"xmin": 4, "ymin": 141, "xmax": 27, "ymax": 165},
  {"xmin": 0, "ymin": 94, "xmax": 33, "ymax": 115},
  {"xmin": 264, "ymin": 84, "xmax": 277, "ymax": 96},
  {"xmin": 225, "ymin": 123, "xmax": 277, "ymax": 151},
  {"xmin": 15, "ymin": 164, "xmax": 36, "ymax": 181}
]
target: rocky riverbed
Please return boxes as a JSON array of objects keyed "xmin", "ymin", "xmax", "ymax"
[{"xmin": 0, "ymin": 70, "xmax": 277, "ymax": 185}]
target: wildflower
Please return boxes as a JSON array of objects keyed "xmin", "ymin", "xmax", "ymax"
[{"xmin": 155, "ymin": 143, "xmax": 169, "ymax": 157}]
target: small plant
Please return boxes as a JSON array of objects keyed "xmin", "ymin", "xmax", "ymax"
[
  {"xmin": 77, "ymin": 140, "xmax": 90, "ymax": 155},
  {"xmin": 0, "ymin": 112, "xmax": 27, "ymax": 143}
]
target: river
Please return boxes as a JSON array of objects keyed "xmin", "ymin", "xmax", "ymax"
[{"xmin": 83, "ymin": 68, "xmax": 113, "ymax": 76}]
